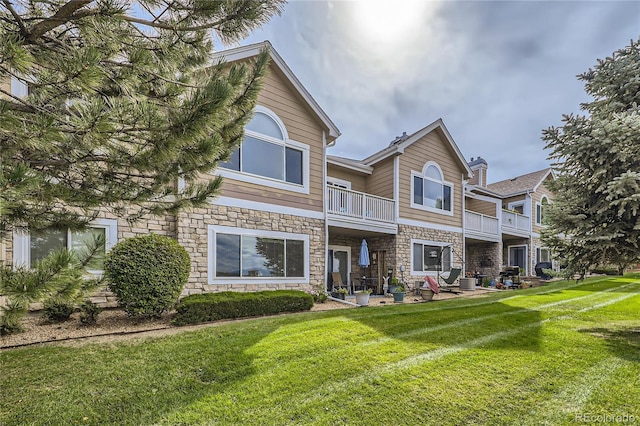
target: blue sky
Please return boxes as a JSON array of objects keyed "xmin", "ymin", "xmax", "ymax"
[{"xmin": 233, "ymin": 1, "xmax": 639, "ymax": 183}]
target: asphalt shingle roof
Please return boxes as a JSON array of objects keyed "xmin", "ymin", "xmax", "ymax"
[{"xmin": 486, "ymin": 168, "xmax": 552, "ymax": 196}]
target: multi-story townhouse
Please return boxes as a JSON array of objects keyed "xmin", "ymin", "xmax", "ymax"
[
  {"xmin": 2, "ymin": 41, "xmax": 340, "ymax": 305},
  {"xmin": 2, "ymin": 40, "xmax": 556, "ymax": 305},
  {"xmin": 464, "ymin": 158, "xmax": 555, "ymax": 281},
  {"xmin": 326, "ymin": 120, "xmax": 473, "ymax": 294}
]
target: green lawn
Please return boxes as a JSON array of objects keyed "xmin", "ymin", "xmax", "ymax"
[{"xmin": 1, "ymin": 276, "xmax": 639, "ymax": 425}]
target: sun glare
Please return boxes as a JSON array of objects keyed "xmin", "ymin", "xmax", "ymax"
[{"xmin": 352, "ymin": 0, "xmax": 430, "ymax": 45}]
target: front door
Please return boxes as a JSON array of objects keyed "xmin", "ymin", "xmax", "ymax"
[{"xmin": 328, "ymin": 245, "xmax": 350, "ymax": 292}]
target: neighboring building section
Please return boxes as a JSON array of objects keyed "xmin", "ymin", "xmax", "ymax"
[{"xmin": 465, "ymin": 164, "xmax": 556, "ymax": 282}]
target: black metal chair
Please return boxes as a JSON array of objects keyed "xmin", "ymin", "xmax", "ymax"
[{"xmin": 439, "ymin": 268, "xmax": 462, "ymax": 293}]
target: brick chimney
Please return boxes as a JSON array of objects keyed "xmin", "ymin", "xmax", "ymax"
[{"xmin": 467, "ymin": 156, "xmax": 488, "ymax": 187}]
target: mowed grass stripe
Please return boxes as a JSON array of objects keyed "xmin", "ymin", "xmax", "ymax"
[
  {"xmin": 160, "ymin": 281, "xmax": 639, "ymax": 424},
  {"xmin": 523, "ymin": 357, "xmax": 624, "ymax": 425},
  {"xmin": 342, "ymin": 277, "xmax": 615, "ymax": 322},
  {"xmin": 293, "ymin": 285, "xmax": 640, "ymax": 409},
  {"xmin": 363, "ymin": 281, "xmax": 638, "ymax": 346}
]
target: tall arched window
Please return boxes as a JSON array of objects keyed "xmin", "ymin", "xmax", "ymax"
[
  {"xmin": 412, "ymin": 162, "xmax": 453, "ymax": 212},
  {"xmin": 220, "ymin": 106, "xmax": 304, "ymax": 185},
  {"xmin": 536, "ymin": 196, "xmax": 549, "ymax": 225}
]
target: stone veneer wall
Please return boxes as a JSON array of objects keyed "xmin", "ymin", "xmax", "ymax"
[
  {"xmin": 465, "ymin": 242, "xmax": 502, "ymax": 280},
  {"xmin": 177, "ymin": 205, "xmax": 325, "ymax": 296},
  {"xmin": 91, "ymin": 212, "xmax": 177, "ymax": 308},
  {"xmin": 530, "ymin": 236, "xmax": 547, "ymax": 274},
  {"xmin": 394, "ymin": 224, "xmax": 463, "ymax": 286}
]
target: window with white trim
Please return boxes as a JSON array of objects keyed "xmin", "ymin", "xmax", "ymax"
[
  {"xmin": 13, "ymin": 219, "xmax": 118, "ymax": 273},
  {"xmin": 11, "ymin": 76, "xmax": 30, "ymax": 98},
  {"xmin": 536, "ymin": 247, "xmax": 551, "ymax": 264},
  {"xmin": 209, "ymin": 226, "xmax": 309, "ymax": 283},
  {"xmin": 536, "ymin": 196, "xmax": 549, "ymax": 225},
  {"xmin": 411, "ymin": 240, "xmax": 452, "ymax": 274},
  {"xmin": 219, "ymin": 106, "xmax": 308, "ymax": 191},
  {"xmin": 411, "ymin": 162, "xmax": 453, "ymax": 214},
  {"xmin": 506, "ymin": 201, "xmax": 525, "ymax": 214}
]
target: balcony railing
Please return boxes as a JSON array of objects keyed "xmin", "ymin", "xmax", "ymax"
[
  {"xmin": 465, "ymin": 210, "xmax": 499, "ymax": 237},
  {"xmin": 327, "ymin": 186, "xmax": 395, "ymax": 224},
  {"xmin": 502, "ymin": 210, "xmax": 531, "ymax": 233}
]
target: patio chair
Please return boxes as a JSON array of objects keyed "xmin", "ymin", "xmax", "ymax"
[
  {"xmin": 439, "ymin": 268, "xmax": 462, "ymax": 294},
  {"xmin": 331, "ymin": 272, "xmax": 349, "ymax": 294},
  {"xmin": 350, "ymin": 273, "xmax": 366, "ymax": 293}
]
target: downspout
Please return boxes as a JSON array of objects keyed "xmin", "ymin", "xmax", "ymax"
[
  {"xmin": 393, "ymin": 156, "xmax": 400, "ymax": 223},
  {"xmin": 461, "ymin": 173, "xmax": 466, "ymax": 275},
  {"xmin": 393, "ymin": 156, "xmax": 400, "ymax": 274},
  {"xmin": 527, "ymin": 190, "xmax": 533, "ymax": 276},
  {"xmin": 323, "ymin": 130, "xmax": 329, "ymax": 293}
]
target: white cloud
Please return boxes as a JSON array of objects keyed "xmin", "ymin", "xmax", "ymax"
[{"xmin": 240, "ymin": 0, "xmax": 640, "ymax": 182}]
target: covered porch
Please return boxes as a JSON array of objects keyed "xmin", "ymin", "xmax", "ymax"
[{"xmin": 327, "ymin": 226, "xmax": 397, "ymax": 295}]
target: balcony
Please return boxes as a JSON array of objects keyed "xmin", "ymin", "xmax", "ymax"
[
  {"xmin": 465, "ymin": 210, "xmax": 500, "ymax": 242},
  {"xmin": 326, "ymin": 186, "xmax": 397, "ymax": 234},
  {"xmin": 502, "ymin": 209, "xmax": 531, "ymax": 235}
]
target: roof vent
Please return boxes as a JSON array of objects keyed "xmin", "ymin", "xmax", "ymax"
[{"xmin": 389, "ymin": 131, "xmax": 409, "ymax": 146}]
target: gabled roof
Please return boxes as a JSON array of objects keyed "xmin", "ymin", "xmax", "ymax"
[
  {"xmin": 361, "ymin": 119, "xmax": 473, "ymax": 179},
  {"xmin": 213, "ymin": 41, "xmax": 341, "ymax": 142},
  {"xmin": 487, "ymin": 168, "xmax": 555, "ymax": 196},
  {"xmin": 327, "ymin": 155, "xmax": 373, "ymax": 174}
]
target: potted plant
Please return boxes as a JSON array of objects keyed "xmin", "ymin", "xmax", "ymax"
[
  {"xmin": 392, "ymin": 285, "xmax": 406, "ymax": 303},
  {"xmin": 355, "ymin": 289, "xmax": 372, "ymax": 306},
  {"xmin": 389, "ymin": 277, "xmax": 400, "ymax": 294},
  {"xmin": 331, "ymin": 287, "xmax": 348, "ymax": 300},
  {"xmin": 420, "ymin": 276, "xmax": 440, "ymax": 301}
]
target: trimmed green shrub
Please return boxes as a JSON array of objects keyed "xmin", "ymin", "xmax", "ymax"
[
  {"xmin": 105, "ymin": 234, "xmax": 190, "ymax": 318},
  {"xmin": 79, "ymin": 300, "xmax": 102, "ymax": 325},
  {"xmin": 172, "ymin": 290, "xmax": 314, "ymax": 326},
  {"xmin": 589, "ymin": 268, "xmax": 619, "ymax": 276},
  {"xmin": 43, "ymin": 300, "xmax": 75, "ymax": 322}
]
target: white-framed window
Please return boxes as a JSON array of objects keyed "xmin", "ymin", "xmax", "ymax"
[
  {"xmin": 536, "ymin": 247, "xmax": 551, "ymax": 264},
  {"xmin": 411, "ymin": 162, "xmax": 453, "ymax": 215},
  {"xmin": 411, "ymin": 239, "xmax": 452, "ymax": 275},
  {"xmin": 218, "ymin": 106, "xmax": 310, "ymax": 194},
  {"xmin": 327, "ymin": 177, "xmax": 351, "ymax": 190},
  {"xmin": 208, "ymin": 225, "xmax": 309, "ymax": 284},
  {"xmin": 535, "ymin": 196, "xmax": 549, "ymax": 225},
  {"xmin": 506, "ymin": 201, "xmax": 525, "ymax": 215},
  {"xmin": 12, "ymin": 219, "xmax": 118, "ymax": 274},
  {"xmin": 10, "ymin": 76, "xmax": 29, "ymax": 98}
]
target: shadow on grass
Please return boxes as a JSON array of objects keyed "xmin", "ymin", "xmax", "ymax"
[
  {"xmin": 579, "ymin": 326, "xmax": 640, "ymax": 363},
  {"xmin": 0, "ymin": 320, "xmax": 285, "ymax": 426},
  {"xmin": 347, "ymin": 297, "xmax": 543, "ymax": 352}
]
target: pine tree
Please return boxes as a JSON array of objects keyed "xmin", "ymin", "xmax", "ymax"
[
  {"xmin": 542, "ymin": 38, "xmax": 640, "ymax": 277},
  {"xmin": 0, "ymin": 0, "xmax": 285, "ymax": 235}
]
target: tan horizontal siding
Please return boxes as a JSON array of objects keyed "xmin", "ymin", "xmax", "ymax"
[
  {"xmin": 398, "ymin": 130, "xmax": 464, "ymax": 227},
  {"xmin": 532, "ymin": 177, "xmax": 554, "ymax": 233},
  {"xmin": 0, "ymin": 77, "xmax": 11, "ymax": 98},
  {"xmin": 199, "ymin": 63, "xmax": 325, "ymax": 211},
  {"xmin": 220, "ymin": 181, "xmax": 323, "ymax": 211},
  {"xmin": 367, "ymin": 157, "xmax": 394, "ymax": 199},
  {"xmin": 327, "ymin": 165, "xmax": 367, "ymax": 193},
  {"xmin": 466, "ymin": 198, "xmax": 497, "ymax": 217}
]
